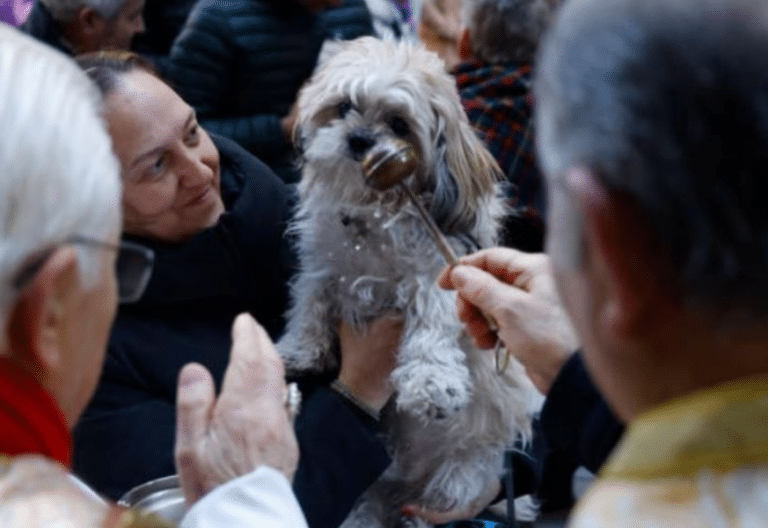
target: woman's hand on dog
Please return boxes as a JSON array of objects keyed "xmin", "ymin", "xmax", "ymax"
[
  {"xmin": 438, "ymin": 247, "xmax": 579, "ymax": 394},
  {"xmin": 337, "ymin": 316, "xmax": 404, "ymax": 413}
]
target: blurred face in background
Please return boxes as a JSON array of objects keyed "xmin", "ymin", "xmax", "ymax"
[
  {"xmin": 98, "ymin": 0, "xmax": 145, "ymax": 50},
  {"xmin": 74, "ymin": 0, "xmax": 146, "ymax": 52}
]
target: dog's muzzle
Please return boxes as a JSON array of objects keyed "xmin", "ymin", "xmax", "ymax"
[{"xmin": 348, "ymin": 129, "xmax": 377, "ymax": 161}]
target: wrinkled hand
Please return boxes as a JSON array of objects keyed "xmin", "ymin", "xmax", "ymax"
[
  {"xmin": 337, "ymin": 316, "xmax": 404, "ymax": 413},
  {"xmin": 438, "ymin": 248, "xmax": 579, "ymax": 394},
  {"xmin": 402, "ymin": 478, "xmax": 501, "ymax": 525},
  {"xmin": 174, "ymin": 313, "xmax": 299, "ymax": 506}
]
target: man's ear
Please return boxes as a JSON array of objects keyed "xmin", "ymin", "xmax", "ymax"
[
  {"xmin": 458, "ymin": 28, "xmax": 473, "ymax": 61},
  {"xmin": 567, "ymin": 168, "xmax": 665, "ymax": 341},
  {"xmin": 76, "ymin": 6, "xmax": 106, "ymax": 38},
  {"xmin": 7, "ymin": 248, "xmax": 80, "ymax": 377}
]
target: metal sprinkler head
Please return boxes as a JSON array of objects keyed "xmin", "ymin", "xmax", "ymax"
[{"xmin": 361, "ymin": 139, "xmax": 418, "ymax": 192}]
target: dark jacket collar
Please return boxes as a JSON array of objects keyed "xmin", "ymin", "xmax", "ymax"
[{"xmin": 21, "ymin": 2, "xmax": 74, "ymax": 55}]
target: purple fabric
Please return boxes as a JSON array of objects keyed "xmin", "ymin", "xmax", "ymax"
[
  {"xmin": 391, "ymin": 0, "xmax": 412, "ymax": 22},
  {"xmin": 0, "ymin": 0, "xmax": 33, "ymax": 26}
]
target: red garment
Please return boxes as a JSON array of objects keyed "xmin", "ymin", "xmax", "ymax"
[{"xmin": 0, "ymin": 358, "xmax": 71, "ymax": 467}]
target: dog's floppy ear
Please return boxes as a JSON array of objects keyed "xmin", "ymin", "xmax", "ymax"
[
  {"xmin": 431, "ymin": 134, "xmax": 461, "ymax": 231},
  {"xmin": 293, "ymin": 114, "xmax": 306, "ymax": 160},
  {"xmin": 315, "ymin": 39, "xmax": 346, "ymax": 71},
  {"xmin": 295, "ymin": 38, "xmax": 359, "ymax": 151},
  {"xmin": 429, "ymin": 94, "xmax": 503, "ymax": 234}
]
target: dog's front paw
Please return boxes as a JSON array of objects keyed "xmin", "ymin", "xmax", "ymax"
[
  {"xmin": 396, "ymin": 516, "xmax": 430, "ymax": 528},
  {"xmin": 392, "ymin": 364, "xmax": 471, "ymax": 420},
  {"xmin": 276, "ymin": 333, "xmax": 335, "ymax": 375}
]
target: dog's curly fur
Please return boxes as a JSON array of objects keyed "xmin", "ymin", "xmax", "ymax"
[{"xmin": 277, "ymin": 37, "xmax": 537, "ymax": 528}]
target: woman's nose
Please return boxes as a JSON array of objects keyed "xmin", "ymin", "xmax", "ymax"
[{"xmin": 178, "ymin": 148, "xmax": 213, "ymax": 187}]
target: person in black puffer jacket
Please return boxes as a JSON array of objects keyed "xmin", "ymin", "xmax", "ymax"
[
  {"xmin": 72, "ymin": 53, "xmax": 393, "ymax": 528},
  {"xmin": 166, "ymin": 0, "xmax": 374, "ymax": 183}
]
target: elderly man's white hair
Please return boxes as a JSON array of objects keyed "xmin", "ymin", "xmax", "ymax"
[
  {"xmin": 0, "ymin": 25, "xmax": 121, "ymax": 347},
  {"xmin": 39, "ymin": 0, "xmax": 127, "ymax": 23}
]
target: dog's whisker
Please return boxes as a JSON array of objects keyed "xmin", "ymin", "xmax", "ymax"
[{"xmin": 382, "ymin": 210, "xmax": 404, "ymax": 231}]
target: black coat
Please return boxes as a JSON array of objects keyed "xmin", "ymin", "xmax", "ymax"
[
  {"xmin": 535, "ymin": 353, "xmax": 625, "ymax": 512},
  {"xmin": 541, "ymin": 353, "xmax": 624, "ymax": 474},
  {"xmin": 20, "ymin": 1, "xmax": 72, "ymax": 55},
  {"xmin": 166, "ymin": 0, "xmax": 373, "ymax": 182},
  {"xmin": 73, "ymin": 135, "xmax": 390, "ymax": 528}
]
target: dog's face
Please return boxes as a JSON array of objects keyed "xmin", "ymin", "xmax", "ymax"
[{"xmin": 295, "ymin": 37, "xmax": 503, "ymax": 234}]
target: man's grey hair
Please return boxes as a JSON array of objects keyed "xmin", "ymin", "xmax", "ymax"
[
  {"xmin": 0, "ymin": 25, "xmax": 122, "ymax": 347},
  {"xmin": 463, "ymin": 0, "xmax": 557, "ymax": 64},
  {"xmin": 536, "ymin": 0, "xmax": 768, "ymax": 316},
  {"xmin": 40, "ymin": 0, "xmax": 127, "ymax": 22}
]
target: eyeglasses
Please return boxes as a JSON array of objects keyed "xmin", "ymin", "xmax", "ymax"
[{"xmin": 11, "ymin": 235, "xmax": 155, "ymax": 304}]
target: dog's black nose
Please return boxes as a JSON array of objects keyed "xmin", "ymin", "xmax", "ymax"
[{"xmin": 348, "ymin": 130, "xmax": 376, "ymax": 159}]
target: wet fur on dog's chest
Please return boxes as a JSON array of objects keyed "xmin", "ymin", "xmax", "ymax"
[{"xmin": 304, "ymin": 203, "xmax": 455, "ymax": 326}]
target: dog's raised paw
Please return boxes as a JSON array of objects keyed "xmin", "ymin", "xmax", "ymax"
[
  {"xmin": 396, "ymin": 516, "xmax": 429, "ymax": 528},
  {"xmin": 276, "ymin": 333, "xmax": 336, "ymax": 375},
  {"xmin": 392, "ymin": 364, "xmax": 471, "ymax": 420}
]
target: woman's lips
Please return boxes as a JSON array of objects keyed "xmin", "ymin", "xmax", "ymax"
[{"xmin": 185, "ymin": 185, "xmax": 213, "ymax": 208}]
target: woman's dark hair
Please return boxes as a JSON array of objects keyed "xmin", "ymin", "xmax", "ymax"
[{"xmin": 75, "ymin": 51, "xmax": 163, "ymax": 96}]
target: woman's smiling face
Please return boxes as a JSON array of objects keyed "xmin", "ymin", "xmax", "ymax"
[{"xmin": 105, "ymin": 69, "xmax": 225, "ymax": 242}]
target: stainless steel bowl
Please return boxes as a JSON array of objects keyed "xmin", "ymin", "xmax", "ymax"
[{"xmin": 117, "ymin": 475, "xmax": 186, "ymax": 523}]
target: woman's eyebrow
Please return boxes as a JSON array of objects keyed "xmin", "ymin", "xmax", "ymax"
[
  {"xmin": 131, "ymin": 146, "xmax": 165, "ymax": 169},
  {"xmin": 182, "ymin": 110, "xmax": 197, "ymax": 133},
  {"xmin": 130, "ymin": 111, "xmax": 196, "ymax": 169}
]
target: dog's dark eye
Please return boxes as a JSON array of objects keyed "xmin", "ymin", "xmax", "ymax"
[
  {"xmin": 390, "ymin": 116, "xmax": 410, "ymax": 137},
  {"xmin": 338, "ymin": 101, "xmax": 353, "ymax": 118}
]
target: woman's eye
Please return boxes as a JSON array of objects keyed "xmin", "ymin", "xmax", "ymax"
[
  {"xmin": 186, "ymin": 124, "xmax": 200, "ymax": 143},
  {"xmin": 338, "ymin": 101, "xmax": 353, "ymax": 118},
  {"xmin": 390, "ymin": 116, "xmax": 410, "ymax": 137},
  {"xmin": 145, "ymin": 155, "xmax": 168, "ymax": 180}
]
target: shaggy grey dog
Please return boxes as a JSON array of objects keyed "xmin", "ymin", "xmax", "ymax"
[{"xmin": 277, "ymin": 37, "xmax": 537, "ymax": 528}]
